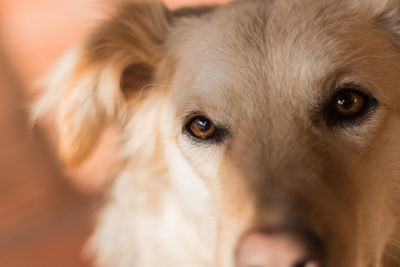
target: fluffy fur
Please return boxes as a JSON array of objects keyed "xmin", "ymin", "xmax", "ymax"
[{"xmin": 34, "ymin": 0, "xmax": 400, "ymax": 266}]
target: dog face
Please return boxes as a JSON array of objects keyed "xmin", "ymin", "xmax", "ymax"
[{"xmin": 34, "ymin": 0, "xmax": 400, "ymax": 266}]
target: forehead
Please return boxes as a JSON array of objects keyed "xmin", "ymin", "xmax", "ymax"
[{"xmin": 170, "ymin": 0, "xmax": 397, "ymax": 121}]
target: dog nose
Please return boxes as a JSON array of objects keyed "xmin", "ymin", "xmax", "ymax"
[{"xmin": 235, "ymin": 228, "xmax": 323, "ymax": 267}]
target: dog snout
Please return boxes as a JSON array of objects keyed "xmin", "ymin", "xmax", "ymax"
[{"xmin": 235, "ymin": 226, "xmax": 324, "ymax": 267}]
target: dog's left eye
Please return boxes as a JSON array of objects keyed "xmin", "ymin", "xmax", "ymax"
[
  {"xmin": 325, "ymin": 88, "xmax": 378, "ymax": 126},
  {"xmin": 333, "ymin": 90, "xmax": 365, "ymax": 116}
]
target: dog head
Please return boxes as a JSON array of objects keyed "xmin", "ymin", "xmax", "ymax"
[{"xmin": 34, "ymin": 0, "xmax": 400, "ymax": 266}]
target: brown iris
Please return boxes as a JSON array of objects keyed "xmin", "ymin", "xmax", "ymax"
[
  {"xmin": 333, "ymin": 90, "xmax": 365, "ymax": 116},
  {"xmin": 186, "ymin": 115, "xmax": 216, "ymax": 139}
]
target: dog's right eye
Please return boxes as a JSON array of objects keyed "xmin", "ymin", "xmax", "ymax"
[{"xmin": 185, "ymin": 115, "xmax": 216, "ymax": 140}]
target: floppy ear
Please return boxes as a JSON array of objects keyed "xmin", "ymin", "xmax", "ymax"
[
  {"xmin": 33, "ymin": 1, "xmax": 172, "ymax": 167},
  {"xmin": 375, "ymin": 0, "xmax": 400, "ymax": 36}
]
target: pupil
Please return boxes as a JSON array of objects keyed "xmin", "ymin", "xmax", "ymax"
[
  {"xmin": 197, "ymin": 118, "xmax": 210, "ymax": 131},
  {"xmin": 337, "ymin": 93, "xmax": 356, "ymax": 110}
]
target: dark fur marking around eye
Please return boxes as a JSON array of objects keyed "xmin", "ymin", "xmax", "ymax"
[
  {"xmin": 322, "ymin": 88, "xmax": 379, "ymax": 128},
  {"xmin": 311, "ymin": 83, "xmax": 379, "ymax": 128}
]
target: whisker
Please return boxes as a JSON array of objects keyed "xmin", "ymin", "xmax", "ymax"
[
  {"xmin": 340, "ymin": 53, "xmax": 400, "ymax": 69},
  {"xmin": 137, "ymin": 83, "xmax": 170, "ymax": 101}
]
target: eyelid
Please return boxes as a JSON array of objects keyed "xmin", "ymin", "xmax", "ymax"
[
  {"xmin": 184, "ymin": 112, "xmax": 207, "ymax": 124},
  {"xmin": 329, "ymin": 82, "xmax": 369, "ymax": 99},
  {"xmin": 182, "ymin": 111, "xmax": 209, "ymax": 126}
]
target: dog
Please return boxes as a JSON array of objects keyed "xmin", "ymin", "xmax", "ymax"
[{"xmin": 33, "ymin": 0, "xmax": 400, "ymax": 266}]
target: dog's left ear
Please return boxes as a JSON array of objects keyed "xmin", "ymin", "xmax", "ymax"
[{"xmin": 374, "ymin": 0, "xmax": 400, "ymax": 36}]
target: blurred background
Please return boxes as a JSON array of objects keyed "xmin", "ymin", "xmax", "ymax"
[{"xmin": 0, "ymin": 0, "xmax": 227, "ymax": 266}]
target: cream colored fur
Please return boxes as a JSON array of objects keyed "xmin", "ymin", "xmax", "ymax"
[{"xmin": 33, "ymin": 0, "xmax": 400, "ymax": 266}]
